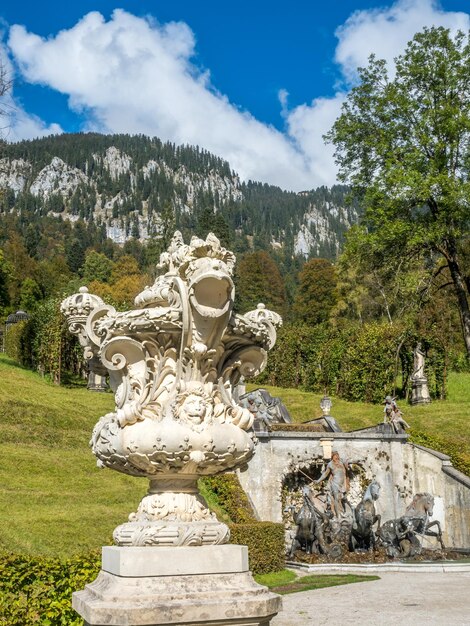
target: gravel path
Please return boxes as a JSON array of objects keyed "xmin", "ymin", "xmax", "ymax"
[{"xmin": 270, "ymin": 572, "xmax": 470, "ymax": 626}]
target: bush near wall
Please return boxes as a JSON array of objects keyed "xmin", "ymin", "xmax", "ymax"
[
  {"xmin": 200, "ymin": 476, "xmax": 285, "ymax": 574},
  {"xmin": 201, "ymin": 474, "xmax": 257, "ymax": 523},
  {"xmin": 229, "ymin": 522, "xmax": 285, "ymax": 575},
  {"xmin": 0, "ymin": 550, "xmax": 100, "ymax": 626}
]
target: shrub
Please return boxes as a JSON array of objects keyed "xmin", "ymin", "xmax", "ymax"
[
  {"xmin": 4, "ymin": 298, "xmax": 84, "ymax": 384},
  {"xmin": 229, "ymin": 522, "xmax": 285, "ymax": 575},
  {"xmin": 201, "ymin": 475, "xmax": 285, "ymax": 574},
  {"xmin": 0, "ymin": 521, "xmax": 285, "ymax": 624},
  {"xmin": 0, "ymin": 550, "xmax": 100, "ymax": 625},
  {"xmin": 258, "ymin": 321, "xmax": 448, "ymax": 402},
  {"xmin": 339, "ymin": 321, "xmax": 399, "ymax": 402},
  {"xmin": 201, "ymin": 474, "xmax": 257, "ymax": 523},
  {"xmin": 4, "ymin": 321, "xmax": 27, "ymax": 364}
]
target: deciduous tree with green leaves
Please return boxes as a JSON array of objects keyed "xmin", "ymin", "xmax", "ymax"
[
  {"xmin": 326, "ymin": 27, "xmax": 470, "ymax": 356},
  {"xmin": 81, "ymin": 250, "xmax": 114, "ymax": 284}
]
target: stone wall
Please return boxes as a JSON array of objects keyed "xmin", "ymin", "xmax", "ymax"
[{"xmin": 237, "ymin": 430, "xmax": 470, "ymax": 548}]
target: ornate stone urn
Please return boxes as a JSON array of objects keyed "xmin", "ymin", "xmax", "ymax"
[{"xmin": 61, "ymin": 232, "xmax": 281, "ymax": 551}]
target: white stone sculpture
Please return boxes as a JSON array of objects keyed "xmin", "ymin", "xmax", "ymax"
[
  {"xmin": 61, "ymin": 231, "xmax": 282, "ymax": 549},
  {"xmin": 411, "ymin": 342, "xmax": 431, "ymax": 405}
]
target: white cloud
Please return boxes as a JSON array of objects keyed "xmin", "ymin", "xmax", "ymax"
[
  {"xmin": 281, "ymin": 0, "xmax": 470, "ymax": 186},
  {"xmin": 4, "ymin": 103, "xmax": 62, "ymax": 142},
  {"xmin": 0, "ymin": 41, "xmax": 62, "ymax": 141},
  {"xmin": 8, "ymin": 10, "xmax": 314, "ymax": 190},
  {"xmin": 335, "ymin": 0, "xmax": 470, "ymax": 83},
  {"xmin": 285, "ymin": 93, "xmax": 346, "ymax": 188},
  {"xmin": 5, "ymin": 1, "xmax": 470, "ymax": 190}
]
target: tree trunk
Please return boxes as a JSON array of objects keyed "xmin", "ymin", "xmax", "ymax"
[{"xmin": 446, "ymin": 245, "xmax": 470, "ymax": 357}]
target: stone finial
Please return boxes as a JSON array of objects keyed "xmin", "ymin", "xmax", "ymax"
[{"xmin": 60, "ymin": 286, "xmax": 104, "ymax": 320}]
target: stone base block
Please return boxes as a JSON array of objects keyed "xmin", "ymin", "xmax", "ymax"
[
  {"xmin": 411, "ymin": 378, "xmax": 431, "ymax": 405},
  {"xmin": 73, "ymin": 545, "xmax": 281, "ymax": 626}
]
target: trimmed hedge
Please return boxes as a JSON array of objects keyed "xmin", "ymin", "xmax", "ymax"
[
  {"xmin": 229, "ymin": 522, "xmax": 285, "ymax": 575},
  {"xmin": 5, "ymin": 298, "xmax": 84, "ymax": 384},
  {"xmin": 201, "ymin": 474, "xmax": 257, "ymax": 523},
  {"xmin": 0, "ymin": 550, "xmax": 100, "ymax": 625},
  {"xmin": 4, "ymin": 321, "xmax": 28, "ymax": 364},
  {"xmin": 258, "ymin": 321, "xmax": 449, "ymax": 402},
  {"xmin": 0, "ymin": 521, "xmax": 285, "ymax": 624}
]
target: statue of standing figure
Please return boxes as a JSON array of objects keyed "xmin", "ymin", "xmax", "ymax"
[
  {"xmin": 313, "ymin": 451, "xmax": 349, "ymax": 518},
  {"xmin": 412, "ymin": 342, "xmax": 426, "ymax": 380},
  {"xmin": 411, "ymin": 342, "xmax": 431, "ymax": 405}
]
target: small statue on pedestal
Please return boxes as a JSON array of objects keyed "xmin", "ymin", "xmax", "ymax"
[{"xmin": 411, "ymin": 342, "xmax": 431, "ymax": 405}]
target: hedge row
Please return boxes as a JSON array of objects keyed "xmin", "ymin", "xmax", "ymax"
[
  {"xmin": 229, "ymin": 522, "xmax": 285, "ymax": 575},
  {"xmin": 201, "ymin": 474, "xmax": 257, "ymax": 523},
  {"xmin": 5, "ymin": 298, "xmax": 84, "ymax": 384},
  {"xmin": 0, "ymin": 522, "xmax": 285, "ymax": 625},
  {"xmin": 0, "ymin": 550, "xmax": 100, "ymax": 626},
  {"xmin": 258, "ymin": 321, "xmax": 450, "ymax": 402}
]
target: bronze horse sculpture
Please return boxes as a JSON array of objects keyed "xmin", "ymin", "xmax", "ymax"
[
  {"xmin": 403, "ymin": 492, "xmax": 445, "ymax": 549},
  {"xmin": 351, "ymin": 480, "xmax": 381, "ymax": 551},
  {"xmin": 284, "ymin": 498, "xmax": 316, "ymax": 557},
  {"xmin": 378, "ymin": 492, "xmax": 445, "ymax": 557},
  {"xmin": 285, "ymin": 487, "xmax": 330, "ymax": 557}
]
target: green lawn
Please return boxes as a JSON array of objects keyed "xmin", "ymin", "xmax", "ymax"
[
  {"xmin": 0, "ymin": 355, "xmax": 147, "ymax": 557},
  {"xmin": 254, "ymin": 569, "xmax": 379, "ymax": 594},
  {"xmin": 0, "ymin": 353, "xmax": 468, "ymax": 556},
  {"xmin": 248, "ymin": 372, "xmax": 470, "ymax": 474}
]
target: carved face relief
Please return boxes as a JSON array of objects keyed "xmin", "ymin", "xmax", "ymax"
[
  {"xmin": 181, "ymin": 394, "xmax": 207, "ymax": 424},
  {"xmin": 174, "ymin": 388, "xmax": 213, "ymax": 431}
]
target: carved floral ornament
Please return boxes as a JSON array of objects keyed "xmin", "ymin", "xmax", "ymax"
[{"xmin": 61, "ymin": 232, "xmax": 281, "ymax": 547}]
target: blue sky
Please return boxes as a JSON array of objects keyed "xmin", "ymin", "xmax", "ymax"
[{"xmin": 2, "ymin": 0, "xmax": 470, "ymax": 189}]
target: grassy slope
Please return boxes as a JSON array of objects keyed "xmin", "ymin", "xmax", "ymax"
[
  {"xmin": 248, "ymin": 372, "xmax": 470, "ymax": 473},
  {"xmin": 0, "ymin": 355, "xmax": 147, "ymax": 557},
  {"xmin": 0, "ymin": 353, "xmax": 468, "ymax": 557}
]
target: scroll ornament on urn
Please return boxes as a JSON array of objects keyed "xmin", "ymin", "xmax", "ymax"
[{"xmin": 61, "ymin": 232, "xmax": 282, "ymax": 547}]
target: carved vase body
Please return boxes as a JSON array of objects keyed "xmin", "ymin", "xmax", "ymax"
[{"xmin": 62, "ymin": 232, "xmax": 281, "ymax": 547}]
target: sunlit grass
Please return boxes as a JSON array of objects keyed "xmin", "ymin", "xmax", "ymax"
[
  {"xmin": 1, "ymin": 351, "xmax": 469, "ymax": 556},
  {"xmin": 0, "ymin": 354, "xmax": 147, "ymax": 557},
  {"xmin": 248, "ymin": 372, "xmax": 470, "ymax": 472},
  {"xmin": 254, "ymin": 569, "xmax": 379, "ymax": 593}
]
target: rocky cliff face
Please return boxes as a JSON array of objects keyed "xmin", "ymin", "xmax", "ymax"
[
  {"xmin": 0, "ymin": 134, "xmax": 358, "ymax": 258},
  {"xmin": 29, "ymin": 157, "xmax": 89, "ymax": 198},
  {"xmin": 0, "ymin": 158, "xmax": 32, "ymax": 194},
  {"xmin": 294, "ymin": 202, "xmax": 357, "ymax": 257}
]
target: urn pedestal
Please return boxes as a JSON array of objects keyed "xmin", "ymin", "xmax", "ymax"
[
  {"xmin": 61, "ymin": 232, "xmax": 283, "ymax": 625},
  {"xmin": 74, "ymin": 546, "xmax": 281, "ymax": 626}
]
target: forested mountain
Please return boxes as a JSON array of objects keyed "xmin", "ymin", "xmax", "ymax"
[
  {"xmin": 1, "ymin": 133, "xmax": 466, "ymax": 398},
  {"xmin": 0, "ymin": 133, "xmax": 358, "ymax": 259}
]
